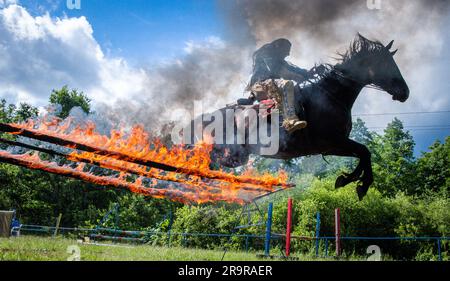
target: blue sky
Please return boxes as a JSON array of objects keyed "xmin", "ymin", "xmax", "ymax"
[
  {"xmin": 20, "ymin": 0, "xmax": 223, "ymax": 65},
  {"xmin": 2, "ymin": 0, "xmax": 449, "ymax": 155}
]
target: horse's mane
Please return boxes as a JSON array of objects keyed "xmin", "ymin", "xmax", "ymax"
[
  {"xmin": 339, "ymin": 33, "xmax": 386, "ymax": 64},
  {"xmin": 308, "ymin": 33, "xmax": 386, "ymax": 82}
]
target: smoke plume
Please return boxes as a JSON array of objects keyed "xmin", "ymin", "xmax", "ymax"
[{"xmin": 99, "ymin": 0, "xmax": 450, "ymax": 139}]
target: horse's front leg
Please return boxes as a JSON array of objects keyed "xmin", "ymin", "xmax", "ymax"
[{"xmin": 327, "ymin": 139, "xmax": 373, "ymax": 200}]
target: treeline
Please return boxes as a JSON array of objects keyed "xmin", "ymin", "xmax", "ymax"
[
  {"xmin": 151, "ymin": 123, "xmax": 449, "ymax": 260},
  {"xmin": 0, "ymin": 87, "xmax": 448, "ymax": 260},
  {"xmin": 0, "ymin": 87, "xmax": 177, "ymax": 229}
]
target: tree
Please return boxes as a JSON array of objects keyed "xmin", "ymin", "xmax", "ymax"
[
  {"xmin": 371, "ymin": 118, "xmax": 416, "ymax": 196},
  {"xmin": 15, "ymin": 103, "xmax": 39, "ymax": 122},
  {"xmin": 0, "ymin": 99, "xmax": 38, "ymax": 123},
  {"xmin": 415, "ymin": 137, "xmax": 450, "ymax": 195},
  {"xmin": 0, "ymin": 99, "xmax": 39, "ymax": 148},
  {"xmin": 49, "ymin": 86, "xmax": 91, "ymax": 119},
  {"xmin": 350, "ymin": 118, "xmax": 373, "ymax": 145},
  {"xmin": 382, "ymin": 118, "xmax": 415, "ymax": 161},
  {"xmin": 0, "ymin": 99, "xmax": 16, "ymax": 123},
  {"xmin": 0, "ymin": 97, "xmax": 117, "ymax": 226}
]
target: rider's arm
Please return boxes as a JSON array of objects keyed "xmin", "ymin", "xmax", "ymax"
[
  {"xmin": 281, "ymin": 61, "xmax": 310, "ymax": 82},
  {"xmin": 250, "ymin": 59, "xmax": 273, "ymax": 86}
]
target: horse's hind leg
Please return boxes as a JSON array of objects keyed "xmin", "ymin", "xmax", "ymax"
[{"xmin": 329, "ymin": 139, "xmax": 374, "ymax": 200}]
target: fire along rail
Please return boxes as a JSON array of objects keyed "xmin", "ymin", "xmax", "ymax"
[
  {"xmin": 0, "ymin": 137, "xmax": 271, "ymax": 194},
  {"xmin": 0, "ymin": 122, "xmax": 294, "ymax": 189}
]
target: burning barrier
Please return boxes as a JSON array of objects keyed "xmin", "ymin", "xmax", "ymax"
[
  {"xmin": 0, "ymin": 119, "xmax": 294, "ymax": 204},
  {"xmin": 0, "ymin": 137, "xmax": 275, "ymax": 195}
]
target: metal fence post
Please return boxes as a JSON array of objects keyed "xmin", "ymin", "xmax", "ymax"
[
  {"xmin": 285, "ymin": 198, "xmax": 293, "ymax": 257},
  {"xmin": 167, "ymin": 208, "xmax": 173, "ymax": 247},
  {"xmin": 335, "ymin": 208, "xmax": 341, "ymax": 257},
  {"xmin": 182, "ymin": 232, "xmax": 187, "ymax": 247},
  {"xmin": 53, "ymin": 213, "xmax": 62, "ymax": 238},
  {"xmin": 245, "ymin": 235, "xmax": 249, "ymax": 252},
  {"xmin": 315, "ymin": 212, "xmax": 321, "ymax": 257},
  {"xmin": 264, "ymin": 203, "xmax": 273, "ymax": 256},
  {"xmin": 437, "ymin": 238, "xmax": 442, "ymax": 261}
]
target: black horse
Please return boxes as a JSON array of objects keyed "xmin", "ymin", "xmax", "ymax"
[{"xmin": 188, "ymin": 34, "xmax": 409, "ymax": 200}]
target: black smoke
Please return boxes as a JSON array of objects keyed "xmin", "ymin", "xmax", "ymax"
[{"xmin": 98, "ymin": 0, "xmax": 450, "ymax": 133}]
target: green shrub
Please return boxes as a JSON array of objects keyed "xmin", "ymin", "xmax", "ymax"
[
  {"xmin": 171, "ymin": 205, "xmax": 238, "ymax": 249},
  {"xmin": 285, "ymin": 177, "xmax": 449, "ymax": 260}
]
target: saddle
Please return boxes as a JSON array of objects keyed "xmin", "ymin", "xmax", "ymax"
[
  {"xmin": 231, "ymin": 82, "xmax": 306, "ymax": 120},
  {"xmin": 227, "ymin": 99, "xmax": 277, "ymax": 119}
]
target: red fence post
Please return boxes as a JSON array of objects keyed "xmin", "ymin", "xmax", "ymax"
[
  {"xmin": 335, "ymin": 208, "xmax": 341, "ymax": 257},
  {"xmin": 285, "ymin": 198, "xmax": 293, "ymax": 257}
]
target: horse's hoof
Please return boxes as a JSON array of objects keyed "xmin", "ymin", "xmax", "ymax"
[
  {"xmin": 356, "ymin": 184, "xmax": 368, "ymax": 201},
  {"xmin": 335, "ymin": 174, "xmax": 348, "ymax": 189}
]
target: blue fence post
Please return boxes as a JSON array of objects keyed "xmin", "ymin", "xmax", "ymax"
[
  {"xmin": 437, "ymin": 238, "xmax": 442, "ymax": 261},
  {"xmin": 264, "ymin": 203, "xmax": 273, "ymax": 256},
  {"xmin": 325, "ymin": 238, "xmax": 329, "ymax": 257},
  {"xmin": 315, "ymin": 212, "xmax": 321, "ymax": 257}
]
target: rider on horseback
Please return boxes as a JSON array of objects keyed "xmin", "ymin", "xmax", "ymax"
[{"xmin": 239, "ymin": 38, "xmax": 321, "ymax": 133}]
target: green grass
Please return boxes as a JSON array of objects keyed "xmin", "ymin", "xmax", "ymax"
[
  {"xmin": 0, "ymin": 236, "xmax": 368, "ymax": 261},
  {"xmin": 0, "ymin": 236, "xmax": 265, "ymax": 261}
]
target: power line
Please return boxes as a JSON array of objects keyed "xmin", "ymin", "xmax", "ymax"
[
  {"xmin": 404, "ymin": 125, "xmax": 450, "ymax": 128},
  {"xmin": 369, "ymin": 127, "xmax": 450, "ymax": 132},
  {"xmin": 371, "ymin": 128, "xmax": 450, "ymax": 131},
  {"xmin": 367, "ymin": 125, "xmax": 450, "ymax": 129},
  {"xmin": 352, "ymin": 110, "xmax": 450, "ymax": 117}
]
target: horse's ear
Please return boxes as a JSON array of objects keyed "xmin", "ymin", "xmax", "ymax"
[
  {"xmin": 385, "ymin": 40, "xmax": 394, "ymax": 50},
  {"xmin": 390, "ymin": 49, "xmax": 398, "ymax": 56}
]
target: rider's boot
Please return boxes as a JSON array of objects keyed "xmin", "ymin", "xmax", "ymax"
[{"xmin": 278, "ymin": 80, "xmax": 307, "ymax": 133}]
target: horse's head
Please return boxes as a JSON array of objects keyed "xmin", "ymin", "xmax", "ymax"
[{"xmin": 341, "ymin": 34, "xmax": 409, "ymax": 102}]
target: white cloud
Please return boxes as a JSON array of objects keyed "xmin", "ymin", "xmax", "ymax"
[
  {"xmin": 183, "ymin": 36, "xmax": 225, "ymax": 54},
  {"xmin": 0, "ymin": 3, "xmax": 447, "ymax": 153},
  {"xmin": 0, "ymin": 0, "xmax": 16, "ymax": 8},
  {"xmin": 273, "ymin": 1, "xmax": 450, "ymax": 147},
  {"xmin": 98, "ymin": 35, "xmax": 251, "ymax": 131},
  {"xmin": 0, "ymin": 3, "xmax": 249, "ymax": 133},
  {"xmin": 0, "ymin": 4, "xmax": 148, "ymax": 106}
]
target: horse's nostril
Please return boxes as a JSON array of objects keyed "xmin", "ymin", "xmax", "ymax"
[
  {"xmin": 392, "ymin": 88, "xmax": 408, "ymax": 102},
  {"xmin": 401, "ymin": 86, "xmax": 410, "ymax": 101},
  {"xmin": 391, "ymin": 79, "xmax": 409, "ymax": 102},
  {"xmin": 398, "ymin": 91, "xmax": 409, "ymax": 102}
]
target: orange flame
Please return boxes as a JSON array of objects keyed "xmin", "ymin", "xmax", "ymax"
[
  {"xmin": 0, "ymin": 150, "xmax": 250, "ymax": 204},
  {"xmin": 2, "ymin": 118, "xmax": 292, "ymax": 204}
]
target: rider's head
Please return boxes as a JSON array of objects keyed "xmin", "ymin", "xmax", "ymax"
[
  {"xmin": 271, "ymin": 38, "xmax": 291, "ymax": 59},
  {"xmin": 253, "ymin": 38, "xmax": 292, "ymax": 63}
]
